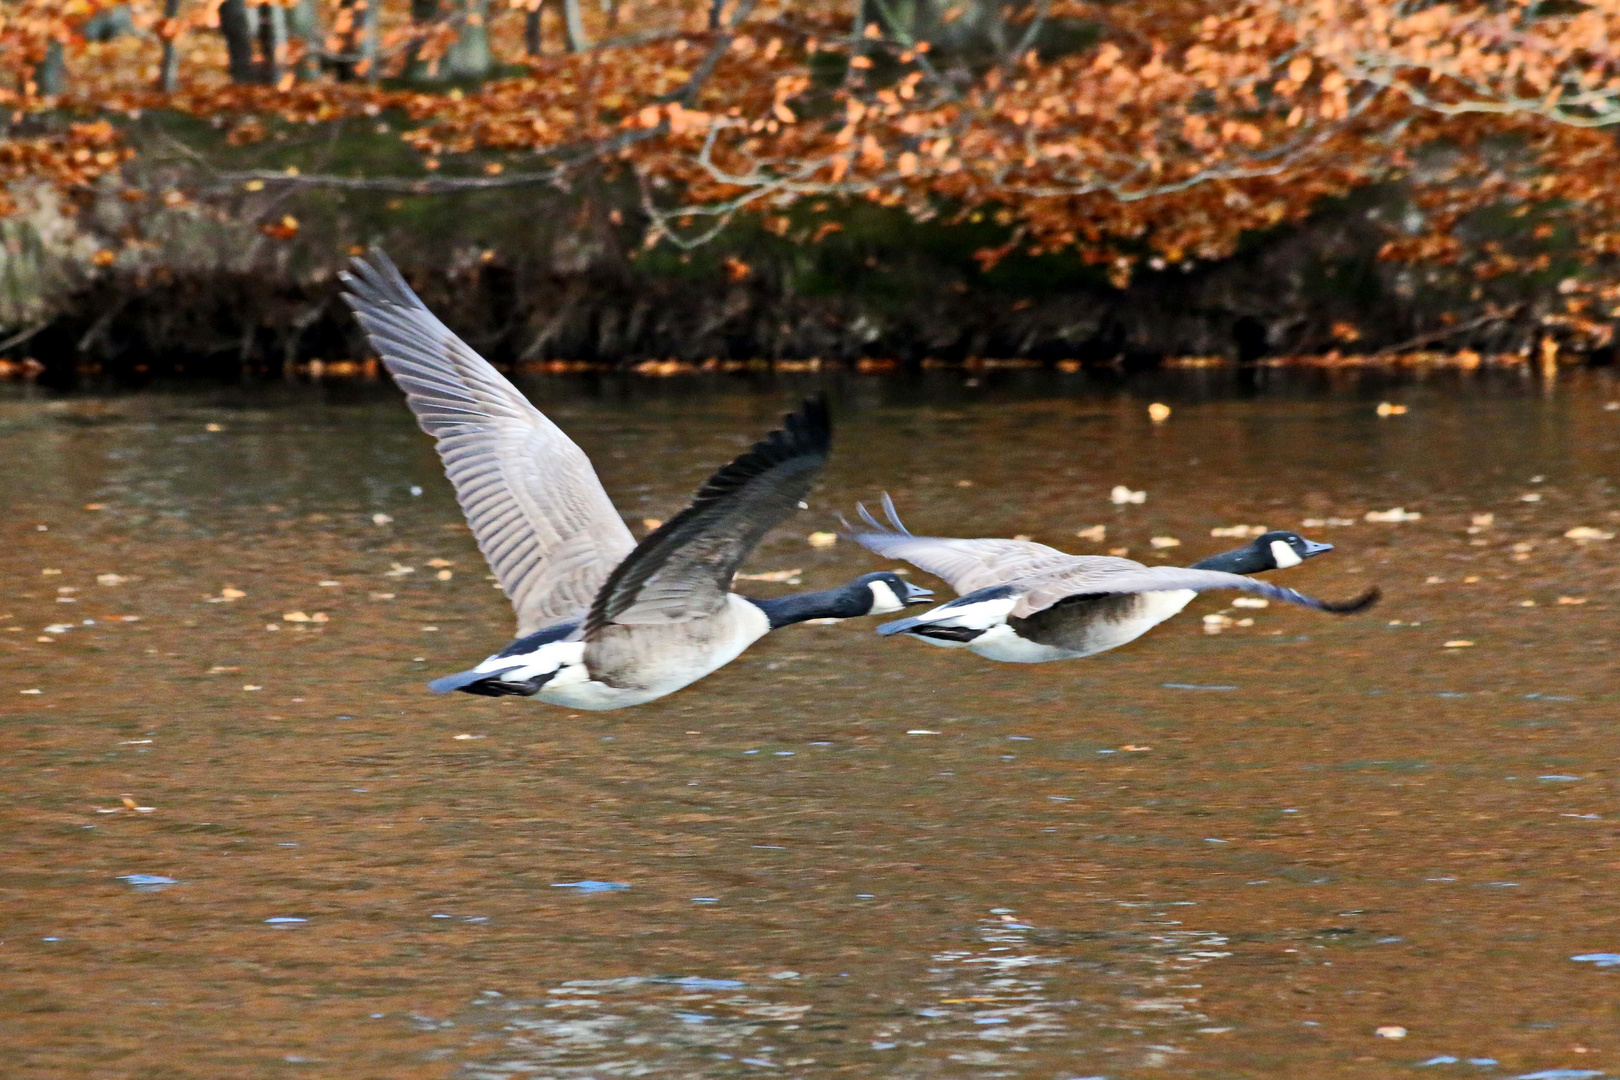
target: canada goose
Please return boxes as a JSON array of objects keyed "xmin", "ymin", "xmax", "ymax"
[
  {"xmin": 340, "ymin": 251, "xmax": 931, "ymax": 710},
  {"xmin": 847, "ymin": 496, "xmax": 1377, "ymax": 664}
]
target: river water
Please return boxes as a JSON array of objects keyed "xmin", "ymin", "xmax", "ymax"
[{"xmin": 3, "ymin": 367, "xmax": 1618, "ymax": 1079}]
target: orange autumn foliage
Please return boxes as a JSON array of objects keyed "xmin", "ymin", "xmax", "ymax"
[{"xmin": 6, "ymin": 0, "xmax": 1620, "ymax": 283}]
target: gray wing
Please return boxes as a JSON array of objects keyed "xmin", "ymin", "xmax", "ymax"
[
  {"xmin": 843, "ymin": 492, "xmax": 1080, "ymax": 593},
  {"xmin": 1008, "ymin": 563, "xmax": 1380, "ymax": 619},
  {"xmin": 340, "ymin": 249, "xmax": 635, "ymax": 637},
  {"xmin": 585, "ymin": 398, "xmax": 831, "ymax": 633}
]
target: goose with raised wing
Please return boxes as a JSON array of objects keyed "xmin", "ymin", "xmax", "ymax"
[
  {"xmin": 340, "ymin": 251, "xmax": 930, "ymax": 710},
  {"xmin": 846, "ymin": 496, "xmax": 1377, "ymax": 664}
]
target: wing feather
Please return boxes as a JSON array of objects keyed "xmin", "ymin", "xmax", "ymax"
[
  {"xmin": 843, "ymin": 493, "xmax": 1081, "ymax": 594},
  {"xmin": 341, "ymin": 249, "xmax": 635, "ymax": 635},
  {"xmin": 585, "ymin": 398, "xmax": 831, "ymax": 632}
]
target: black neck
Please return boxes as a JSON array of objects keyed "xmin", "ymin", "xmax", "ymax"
[
  {"xmin": 1189, "ymin": 545, "xmax": 1266, "ymax": 574},
  {"xmin": 749, "ymin": 585, "xmax": 868, "ymax": 629}
]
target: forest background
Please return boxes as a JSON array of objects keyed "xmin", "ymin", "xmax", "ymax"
[{"xmin": 6, "ymin": 0, "xmax": 1620, "ymax": 381}]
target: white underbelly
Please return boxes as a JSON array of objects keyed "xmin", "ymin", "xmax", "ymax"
[
  {"xmin": 970, "ymin": 588, "xmax": 1198, "ymax": 664},
  {"xmin": 1075, "ymin": 588, "xmax": 1197, "ymax": 656},
  {"xmin": 968, "ymin": 625, "xmax": 1082, "ymax": 663},
  {"xmin": 543, "ymin": 594, "xmax": 771, "ymax": 710}
]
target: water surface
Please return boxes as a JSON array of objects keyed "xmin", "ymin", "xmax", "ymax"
[{"xmin": 4, "ymin": 369, "xmax": 1620, "ymax": 1078}]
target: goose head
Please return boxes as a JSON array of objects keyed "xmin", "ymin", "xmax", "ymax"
[
  {"xmin": 853, "ymin": 571, "xmax": 934, "ymax": 614},
  {"xmin": 1254, "ymin": 530, "xmax": 1333, "ymax": 570}
]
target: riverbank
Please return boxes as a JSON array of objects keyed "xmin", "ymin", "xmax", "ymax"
[{"xmin": 3, "ymin": 115, "xmax": 1613, "ymax": 386}]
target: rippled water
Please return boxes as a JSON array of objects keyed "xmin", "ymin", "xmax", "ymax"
[{"xmin": 4, "ymin": 368, "xmax": 1619, "ymax": 1078}]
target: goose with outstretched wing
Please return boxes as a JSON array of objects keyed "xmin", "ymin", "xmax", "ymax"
[
  {"xmin": 846, "ymin": 494, "xmax": 1377, "ymax": 664},
  {"xmin": 341, "ymin": 251, "xmax": 930, "ymax": 709}
]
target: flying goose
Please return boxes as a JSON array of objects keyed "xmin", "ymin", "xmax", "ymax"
[
  {"xmin": 340, "ymin": 251, "xmax": 931, "ymax": 710},
  {"xmin": 846, "ymin": 496, "xmax": 1377, "ymax": 664}
]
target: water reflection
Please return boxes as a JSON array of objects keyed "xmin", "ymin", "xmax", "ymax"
[{"xmin": 4, "ymin": 368, "xmax": 1620, "ymax": 1077}]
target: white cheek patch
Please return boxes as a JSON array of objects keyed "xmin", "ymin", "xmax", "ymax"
[
  {"xmin": 1270, "ymin": 540, "xmax": 1303, "ymax": 569},
  {"xmin": 867, "ymin": 580, "xmax": 905, "ymax": 614}
]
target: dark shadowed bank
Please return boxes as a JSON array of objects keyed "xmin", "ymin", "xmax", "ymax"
[{"xmin": 3, "ymin": 123, "xmax": 1611, "ymax": 387}]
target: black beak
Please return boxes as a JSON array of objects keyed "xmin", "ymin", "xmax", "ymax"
[
  {"xmin": 1301, "ymin": 539, "xmax": 1333, "ymax": 558},
  {"xmin": 900, "ymin": 581, "xmax": 934, "ymax": 605}
]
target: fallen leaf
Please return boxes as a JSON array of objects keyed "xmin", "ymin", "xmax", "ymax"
[
  {"xmin": 84, "ymin": 503, "xmax": 106, "ymax": 511},
  {"xmin": 436, "ymin": 570, "xmax": 453, "ymax": 580},
  {"xmin": 1521, "ymin": 493, "xmax": 1542, "ymax": 503},
  {"xmin": 384, "ymin": 563, "xmax": 415, "ymax": 577},
  {"xmin": 427, "ymin": 558, "xmax": 454, "ymax": 568},
  {"xmin": 1231, "ymin": 597, "xmax": 1268, "ymax": 608},
  {"xmin": 220, "ymin": 587, "xmax": 246, "ymax": 600},
  {"xmin": 1150, "ymin": 536, "xmax": 1181, "ymax": 549},
  {"xmin": 906, "ymin": 729, "xmax": 940, "ymax": 735},
  {"xmin": 96, "ymin": 573, "xmax": 127, "ymax": 586},
  {"xmin": 1375, "ymin": 402, "xmax": 1408, "ymax": 417},
  {"xmin": 735, "ymin": 569, "xmax": 803, "ymax": 583},
  {"xmin": 205, "ymin": 422, "xmax": 224, "ymax": 432},
  {"xmin": 20, "ymin": 688, "xmax": 42, "ymax": 694},
  {"xmin": 370, "ymin": 592, "xmax": 395, "ymax": 600},
  {"xmin": 955, "ymin": 479, "xmax": 974, "ymax": 487},
  {"xmin": 1443, "ymin": 640, "xmax": 1474, "ymax": 648},
  {"xmin": 1122, "ymin": 744, "xmax": 1151, "ymax": 751},
  {"xmin": 283, "ymin": 612, "xmax": 311, "ymax": 622},
  {"xmin": 1558, "ymin": 596, "xmax": 1587, "ymax": 605},
  {"xmin": 207, "ymin": 665, "xmax": 240, "ymax": 674},
  {"xmin": 1110, "ymin": 485, "xmax": 1146, "ymax": 505},
  {"xmin": 1147, "ymin": 402, "xmax": 1171, "ymax": 423},
  {"xmin": 807, "ymin": 531, "xmax": 837, "ymax": 548},
  {"xmin": 1564, "ymin": 526, "xmax": 1614, "ymax": 541},
  {"xmin": 453, "ymin": 733, "xmax": 485, "ymax": 740},
  {"xmin": 1365, "ymin": 508, "xmax": 1421, "ymax": 523},
  {"xmin": 1075, "ymin": 525, "xmax": 1106, "ymax": 542},
  {"xmin": 1375, "ymin": 1026, "xmax": 1407, "ymax": 1040},
  {"xmin": 242, "ymin": 684, "xmax": 263, "ymax": 691},
  {"xmin": 372, "ymin": 513, "xmax": 394, "ymax": 525},
  {"xmin": 641, "ymin": 518, "xmax": 663, "ymax": 531},
  {"xmin": 1211, "ymin": 525, "xmax": 1266, "ymax": 538}
]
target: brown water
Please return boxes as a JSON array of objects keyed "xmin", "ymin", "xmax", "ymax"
[{"xmin": 4, "ymin": 369, "xmax": 1620, "ymax": 1080}]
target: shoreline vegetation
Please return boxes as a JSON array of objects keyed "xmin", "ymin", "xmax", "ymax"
[{"xmin": 10, "ymin": 3, "xmax": 1620, "ymax": 384}]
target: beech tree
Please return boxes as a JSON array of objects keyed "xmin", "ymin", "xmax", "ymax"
[{"xmin": 3, "ymin": 0, "xmax": 1620, "ymax": 303}]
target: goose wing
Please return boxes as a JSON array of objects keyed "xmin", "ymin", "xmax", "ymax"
[
  {"xmin": 843, "ymin": 493, "xmax": 1080, "ymax": 593},
  {"xmin": 341, "ymin": 250, "xmax": 636, "ymax": 637},
  {"xmin": 1007, "ymin": 563, "xmax": 1380, "ymax": 620},
  {"xmin": 585, "ymin": 398, "xmax": 831, "ymax": 633}
]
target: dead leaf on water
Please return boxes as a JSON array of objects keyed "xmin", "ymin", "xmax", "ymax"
[
  {"xmin": 372, "ymin": 513, "xmax": 393, "ymax": 526},
  {"xmin": 641, "ymin": 518, "xmax": 663, "ymax": 531},
  {"xmin": 1075, "ymin": 525, "xmax": 1106, "ymax": 542},
  {"xmin": 1443, "ymin": 640, "xmax": 1475, "ymax": 648},
  {"xmin": 1375, "ymin": 402, "xmax": 1408, "ymax": 417},
  {"xmin": 1150, "ymin": 536, "xmax": 1181, "ymax": 549},
  {"xmin": 735, "ymin": 569, "xmax": 803, "ymax": 583},
  {"xmin": 1565, "ymin": 526, "xmax": 1614, "ymax": 541},
  {"xmin": 1147, "ymin": 402, "xmax": 1171, "ymax": 423},
  {"xmin": 1558, "ymin": 596, "xmax": 1587, "ymax": 605},
  {"xmin": 807, "ymin": 531, "xmax": 837, "ymax": 548},
  {"xmin": 1211, "ymin": 525, "xmax": 1266, "ymax": 538},
  {"xmin": 1110, "ymin": 485, "xmax": 1146, "ymax": 505},
  {"xmin": 96, "ymin": 573, "xmax": 127, "ymax": 586},
  {"xmin": 426, "ymin": 558, "xmax": 453, "ymax": 568},
  {"xmin": 1366, "ymin": 508, "xmax": 1422, "ymax": 523}
]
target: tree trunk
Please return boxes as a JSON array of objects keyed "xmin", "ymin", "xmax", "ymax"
[
  {"xmin": 257, "ymin": 2, "xmax": 288, "ymax": 86},
  {"xmin": 558, "ymin": 0, "xmax": 588, "ymax": 53},
  {"xmin": 157, "ymin": 0, "xmax": 183, "ymax": 91},
  {"xmin": 334, "ymin": 0, "xmax": 379, "ymax": 81},
  {"xmin": 524, "ymin": 3, "xmax": 543, "ymax": 57},
  {"xmin": 219, "ymin": 0, "xmax": 259, "ymax": 83},
  {"xmin": 405, "ymin": 0, "xmax": 444, "ymax": 82},
  {"xmin": 287, "ymin": 0, "xmax": 323, "ymax": 80},
  {"xmin": 34, "ymin": 40, "xmax": 68, "ymax": 96},
  {"xmin": 446, "ymin": 0, "xmax": 492, "ymax": 79}
]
